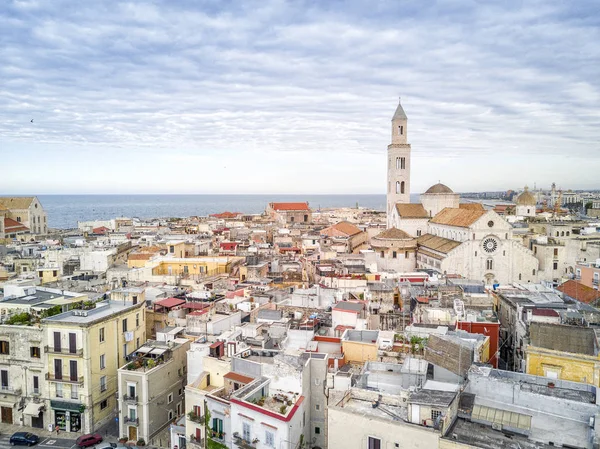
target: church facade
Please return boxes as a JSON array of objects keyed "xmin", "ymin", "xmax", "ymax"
[{"xmin": 382, "ymin": 100, "xmax": 539, "ymax": 285}]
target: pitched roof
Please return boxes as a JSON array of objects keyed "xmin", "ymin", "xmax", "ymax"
[
  {"xmin": 220, "ymin": 242, "xmax": 238, "ymax": 250},
  {"xmin": 430, "ymin": 208, "xmax": 487, "ymax": 228},
  {"xmin": 529, "ymin": 322, "xmax": 596, "ymax": 355},
  {"xmin": 270, "ymin": 202, "xmax": 310, "ymax": 211},
  {"xmin": 0, "ymin": 197, "xmax": 36, "ymax": 210},
  {"xmin": 154, "ymin": 297, "xmax": 186, "ymax": 308},
  {"xmin": 417, "ymin": 234, "xmax": 462, "ymax": 254},
  {"xmin": 210, "ymin": 211, "xmax": 242, "ymax": 219},
  {"xmin": 392, "ymin": 100, "xmax": 407, "ymax": 120},
  {"xmin": 395, "ymin": 203, "xmax": 429, "ymax": 218},
  {"xmin": 424, "ymin": 183, "xmax": 454, "ymax": 194},
  {"xmin": 4, "ymin": 217, "xmax": 29, "ymax": 233},
  {"xmin": 557, "ymin": 280, "xmax": 600, "ymax": 304},
  {"xmin": 320, "ymin": 221, "xmax": 362, "ymax": 237},
  {"xmin": 374, "ymin": 228, "xmax": 413, "ymax": 240},
  {"xmin": 459, "ymin": 203, "xmax": 485, "ymax": 211}
]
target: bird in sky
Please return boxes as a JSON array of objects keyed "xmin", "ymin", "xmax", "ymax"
[{"xmin": 30, "ymin": 119, "xmax": 33, "ymax": 123}]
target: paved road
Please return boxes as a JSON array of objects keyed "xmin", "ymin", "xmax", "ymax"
[{"xmin": 0, "ymin": 435, "xmax": 76, "ymax": 449}]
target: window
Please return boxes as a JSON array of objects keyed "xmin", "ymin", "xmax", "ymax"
[
  {"xmin": 399, "ymin": 125, "xmax": 403, "ymax": 135},
  {"xmin": 315, "ymin": 427, "xmax": 320, "ymax": 435},
  {"xmin": 396, "ymin": 157, "xmax": 400, "ymax": 169},
  {"xmin": 212, "ymin": 418, "xmax": 223, "ymax": 436},
  {"xmin": 69, "ymin": 333, "xmax": 77, "ymax": 354},
  {"xmin": 315, "ymin": 404, "xmax": 320, "ymax": 411},
  {"xmin": 55, "ymin": 383, "xmax": 63, "ymax": 398},
  {"xmin": 122, "ymin": 318, "xmax": 128, "ymax": 332},
  {"xmin": 405, "ymin": 251, "xmax": 409, "ymax": 258},
  {"xmin": 33, "ymin": 376, "xmax": 39, "ymax": 395},
  {"xmin": 392, "ymin": 251, "xmax": 397, "ymax": 259},
  {"xmin": 486, "ymin": 259, "xmax": 493, "ymax": 270},
  {"xmin": 128, "ymin": 384, "xmax": 136, "ymax": 398},
  {"xmin": 380, "ymin": 251, "xmax": 384, "ymax": 258},
  {"xmin": 100, "ymin": 376, "xmax": 107, "ymax": 392},
  {"xmin": 136, "ymin": 337, "xmax": 140, "ymax": 348},
  {"xmin": 100, "ymin": 354, "xmax": 106, "ymax": 370},
  {"xmin": 416, "ymin": 230, "xmax": 421, "ymax": 237},
  {"xmin": 16, "ymin": 217, "xmax": 21, "ymax": 222},
  {"xmin": 553, "ymin": 262, "xmax": 558, "ymax": 270},
  {"xmin": 519, "ymin": 273, "xmax": 522, "ymax": 281},
  {"xmin": 123, "ymin": 343, "xmax": 128, "ymax": 358},
  {"xmin": 400, "ymin": 181, "xmax": 405, "ymax": 194},
  {"xmin": 167, "ymin": 393, "xmax": 173, "ymax": 404},
  {"xmin": 0, "ymin": 370, "xmax": 8, "ymax": 390},
  {"xmin": 431, "ymin": 410, "xmax": 442, "ymax": 420},
  {"xmin": 533, "ymin": 269, "xmax": 536, "ymax": 276},
  {"xmin": 304, "ymin": 214, "xmax": 308, "ymax": 222},
  {"xmin": 99, "ymin": 327, "xmax": 105, "ymax": 343},
  {"xmin": 367, "ymin": 436, "xmax": 381, "ymax": 449},
  {"xmin": 54, "ymin": 359, "xmax": 63, "ymax": 380},
  {"xmin": 169, "ymin": 245, "xmax": 174, "ymax": 253},
  {"xmin": 136, "ymin": 313, "xmax": 139, "ymax": 328},
  {"xmin": 396, "ymin": 181, "xmax": 400, "ymax": 194},
  {"xmin": 242, "ymin": 422, "xmax": 251, "ymax": 441},
  {"xmin": 71, "ymin": 384, "xmax": 78, "ymax": 400},
  {"xmin": 132, "ymin": 296, "xmax": 138, "ymax": 305},
  {"xmin": 401, "ymin": 157, "xmax": 406, "ymax": 169},
  {"xmin": 0, "ymin": 341, "xmax": 10, "ymax": 355},
  {"xmin": 290, "ymin": 216, "xmax": 294, "ymax": 223},
  {"xmin": 30, "ymin": 346, "xmax": 41, "ymax": 358},
  {"xmin": 70, "ymin": 360, "xmax": 78, "ymax": 381},
  {"xmin": 554, "ymin": 248, "xmax": 558, "ymax": 256},
  {"xmin": 265, "ymin": 430, "xmax": 274, "ymax": 447},
  {"xmin": 100, "ymin": 399, "xmax": 108, "ymax": 410}
]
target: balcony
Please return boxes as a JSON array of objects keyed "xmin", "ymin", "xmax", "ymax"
[
  {"xmin": 124, "ymin": 417, "xmax": 139, "ymax": 425},
  {"xmin": 233, "ymin": 434, "xmax": 258, "ymax": 449},
  {"xmin": 187, "ymin": 411, "xmax": 203, "ymax": 423},
  {"xmin": 209, "ymin": 430, "xmax": 226, "ymax": 443},
  {"xmin": 187, "ymin": 437, "xmax": 204, "ymax": 449},
  {"xmin": 44, "ymin": 346, "xmax": 83, "ymax": 356},
  {"xmin": 45, "ymin": 373, "xmax": 84, "ymax": 385},
  {"xmin": 122, "ymin": 394, "xmax": 138, "ymax": 403},
  {"xmin": 0, "ymin": 385, "xmax": 22, "ymax": 395},
  {"xmin": 32, "ymin": 388, "xmax": 41, "ymax": 396}
]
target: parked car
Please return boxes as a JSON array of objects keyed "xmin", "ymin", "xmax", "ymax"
[
  {"xmin": 76, "ymin": 434, "xmax": 103, "ymax": 448},
  {"xmin": 95, "ymin": 444, "xmax": 117, "ymax": 449},
  {"xmin": 10, "ymin": 432, "xmax": 39, "ymax": 446}
]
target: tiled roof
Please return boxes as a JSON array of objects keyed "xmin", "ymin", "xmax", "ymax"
[
  {"xmin": 154, "ymin": 297, "xmax": 186, "ymax": 308},
  {"xmin": 459, "ymin": 203, "xmax": 485, "ymax": 211},
  {"xmin": 374, "ymin": 228, "xmax": 413, "ymax": 240},
  {"xmin": 270, "ymin": 202, "xmax": 310, "ymax": 211},
  {"xmin": 320, "ymin": 221, "xmax": 362, "ymax": 237},
  {"xmin": 4, "ymin": 217, "xmax": 29, "ymax": 233},
  {"xmin": 557, "ymin": 280, "xmax": 600, "ymax": 305},
  {"xmin": 0, "ymin": 197, "xmax": 35, "ymax": 210},
  {"xmin": 128, "ymin": 253, "xmax": 153, "ymax": 261},
  {"xmin": 430, "ymin": 208, "xmax": 487, "ymax": 228},
  {"xmin": 220, "ymin": 242, "xmax": 238, "ymax": 250},
  {"xmin": 224, "ymin": 372, "xmax": 255, "ymax": 384},
  {"xmin": 210, "ymin": 211, "xmax": 242, "ymax": 219},
  {"xmin": 395, "ymin": 203, "xmax": 429, "ymax": 218},
  {"xmin": 530, "ymin": 322, "xmax": 596, "ymax": 355},
  {"xmin": 417, "ymin": 234, "xmax": 462, "ymax": 254}
]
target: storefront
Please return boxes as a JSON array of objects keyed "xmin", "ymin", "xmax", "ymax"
[
  {"xmin": 50, "ymin": 401, "xmax": 83, "ymax": 432},
  {"xmin": 23, "ymin": 402, "xmax": 46, "ymax": 429}
]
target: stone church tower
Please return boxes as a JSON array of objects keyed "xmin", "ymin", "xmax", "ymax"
[{"xmin": 387, "ymin": 99, "xmax": 411, "ymax": 227}]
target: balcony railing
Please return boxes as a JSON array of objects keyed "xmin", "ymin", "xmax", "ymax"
[
  {"xmin": 187, "ymin": 412, "xmax": 203, "ymax": 423},
  {"xmin": 233, "ymin": 434, "xmax": 257, "ymax": 449},
  {"xmin": 124, "ymin": 417, "xmax": 139, "ymax": 425},
  {"xmin": 0, "ymin": 385, "xmax": 22, "ymax": 395},
  {"xmin": 32, "ymin": 388, "xmax": 41, "ymax": 396},
  {"xmin": 44, "ymin": 346, "xmax": 83, "ymax": 356},
  {"xmin": 123, "ymin": 394, "xmax": 138, "ymax": 403},
  {"xmin": 45, "ymin": 373, "xmax": 84, "ymax": 384}
]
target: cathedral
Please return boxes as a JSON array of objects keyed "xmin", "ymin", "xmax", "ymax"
[{"xmin": 381, "ymin": 100, "xmax": 539, "ymax": 285}]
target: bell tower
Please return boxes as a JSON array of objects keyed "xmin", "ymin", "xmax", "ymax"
[{"xmin": 387, "ymin": 98, "xmax": 411, "ymax": 227}]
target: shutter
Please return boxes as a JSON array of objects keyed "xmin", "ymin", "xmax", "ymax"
[
  {"xmin": 69, "ymin": 333, "xmax": 76, "ymax": 353},
  {"xmin": 1, "ymin": 370, "xmax": 8, "ymax": 387},
  {"xmin": 54, "ymin": 332, "xmax": 61, "ymax": 351},
  {"xmin": 54, "ymin": 359, "xmax": 62, "ymax": 379},
  {"xmin": 70, "ymin": 360, "xmax": 78, "ymax": 381}
]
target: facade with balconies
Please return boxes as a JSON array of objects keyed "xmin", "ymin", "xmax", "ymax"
[{"xmin": 118, "ymin": 337, "xmax": 190, "ymax": 445}]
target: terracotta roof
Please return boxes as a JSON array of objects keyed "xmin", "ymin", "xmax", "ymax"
[
  {"xmin": 417, "ymin": 234, "xmax": 462, "ymax": 254},
  {"xmin": 154, "ymin": 297, "xmax": 186, "ymax": 308},
  {"xmin": 224, "ymin": 372, "xmax": 255, "ymax": 384},
  {"xmin": 424, "ymin": 183, "xmax": 454, "ymax": 194},
  {"xmin": 220, "ymin": 242, "xmax": 238, "ymax": 250},
  {"xmin": 395, "ymin": 203, "xmax": 429, "ymax": 218},
  {"xmin": 92, "ymin": 226, "xmax": 110, "ymax": 234},
  {"xmin": 4, "ymin": 217, "xmax": 29, "ymax": 233},
  {"xmin": 270, "ymin": 202, "xmax": 310, "ymax": 211},
  {"xmin": 459, "ymin": 203, "xmax": 485, "ymax": 211},
  {"xmin": 430, "ymin": 208, "xmax": 487, "ymax": 228},
  {"xmin": 557, "ymin": 280, "xmax": 600, "ymax": 305},
  {"xmin": 320, "ymin": 221, "xmax": 362, "ymax": 237},
  {"xmin": 374, "ymin": 228, "xmax": 413, "ymax": 240},
  {"xmin": 128, "ymin": 253, "xmax": 153, "ymax": 261},
  {"xmin": 210, "ymin": 211, "xmax": 242, "ymax": 219},
  {"xmin": 0, "ymin": 197, "xmax": 36, "ymax": 210}
]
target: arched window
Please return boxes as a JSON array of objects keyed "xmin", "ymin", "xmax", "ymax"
[
  {"xmin": 561, "ymin": 231, "xmax": 565, "ymax": 236},
  {"xmin": 396, "ymin": 181, "xmax": 400, "ymax": 194},
  {"xmin": 400, "ymin": 181, "xmax": 405, "ymax": 194},
  {"xmin": 566, "ymin": 231, "xmax": 570, "ymax": 236},
  {"xmin": 486, "ymin": 259, "xmax": 493, "ymax": 270}
]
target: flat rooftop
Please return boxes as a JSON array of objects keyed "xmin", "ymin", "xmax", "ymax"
[
  {"xmin": 338, "ymin": 395, "xmax": 408, "ymax": 423},
  {"xmin": 445, "ymin": 418, "xmax": 554, "ymax": 449},
  {"xmin": 43, "ymin": 300, "xmax": 142, "ymax": 324}
]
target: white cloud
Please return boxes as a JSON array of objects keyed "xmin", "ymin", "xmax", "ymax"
[{"xmin": 1, "ymin": 0, "xmax": 599, "ymax": 193}]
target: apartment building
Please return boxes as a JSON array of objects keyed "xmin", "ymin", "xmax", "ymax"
[
  {"xmin": 118, "ymin": 337, "xmax": 189, "ymax": 444},
  {"xmin": 42, "ymin": 300, "xmax": 146, "ymax": 433}
]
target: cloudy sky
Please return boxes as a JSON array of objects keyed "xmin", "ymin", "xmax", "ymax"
[{"xmin": 1, "ymin": 0, "xmax": 599, "ymax": 195}]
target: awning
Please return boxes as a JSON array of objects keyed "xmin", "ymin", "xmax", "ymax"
[
  {"xmin": 50, "ymin": 400, "xmax": 82, "ymax": 412},
  {"xmin": 23, "ymin": 402, "xmax": 44, "ymax": 417}
]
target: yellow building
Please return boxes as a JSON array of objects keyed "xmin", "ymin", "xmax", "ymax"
[
  {"xmin": 151, "ymin": 256, "xmax": 242, "ymax": 277},
  {"xmin": 42, "ymin": 300, "xmax": 146, "ymax": 433},
  {"xmin": 37, "ymin": 267, "xmax": 60, "ymax": 285},
  {"xmin": 525, "ymin": 322, "xmax": 600, "ymax": 386},
  {"xmin": 341, "ymin": 330, "xmax": 379, "ymax": 364}
]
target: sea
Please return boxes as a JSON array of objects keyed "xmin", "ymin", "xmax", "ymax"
[{"xmin": 37, "ymin": 194, "xmax": 420, "ymax": 229}]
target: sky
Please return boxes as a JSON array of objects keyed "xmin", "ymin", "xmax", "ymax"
[{"xmin": 1, "ymin": 0, "xmax": 599, "ymax": 195}]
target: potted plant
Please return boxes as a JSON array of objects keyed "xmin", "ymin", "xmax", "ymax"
[{"xmin": 136, "ymin": 439, "xmax": 146, "ymax": 446}]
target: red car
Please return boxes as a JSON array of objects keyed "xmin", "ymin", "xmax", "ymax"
[{"xmin": 75, "ymin": 434, "xmax": 103, "ymax": 448}]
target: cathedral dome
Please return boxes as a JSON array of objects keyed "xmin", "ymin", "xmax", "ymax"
[
  {"xmin": 516, "ymin": 186, "xmax": 536, "ymax": 206},
  {"xmin": 424, "ymin": 183, "xmax": 454, "ymax": 194}
]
